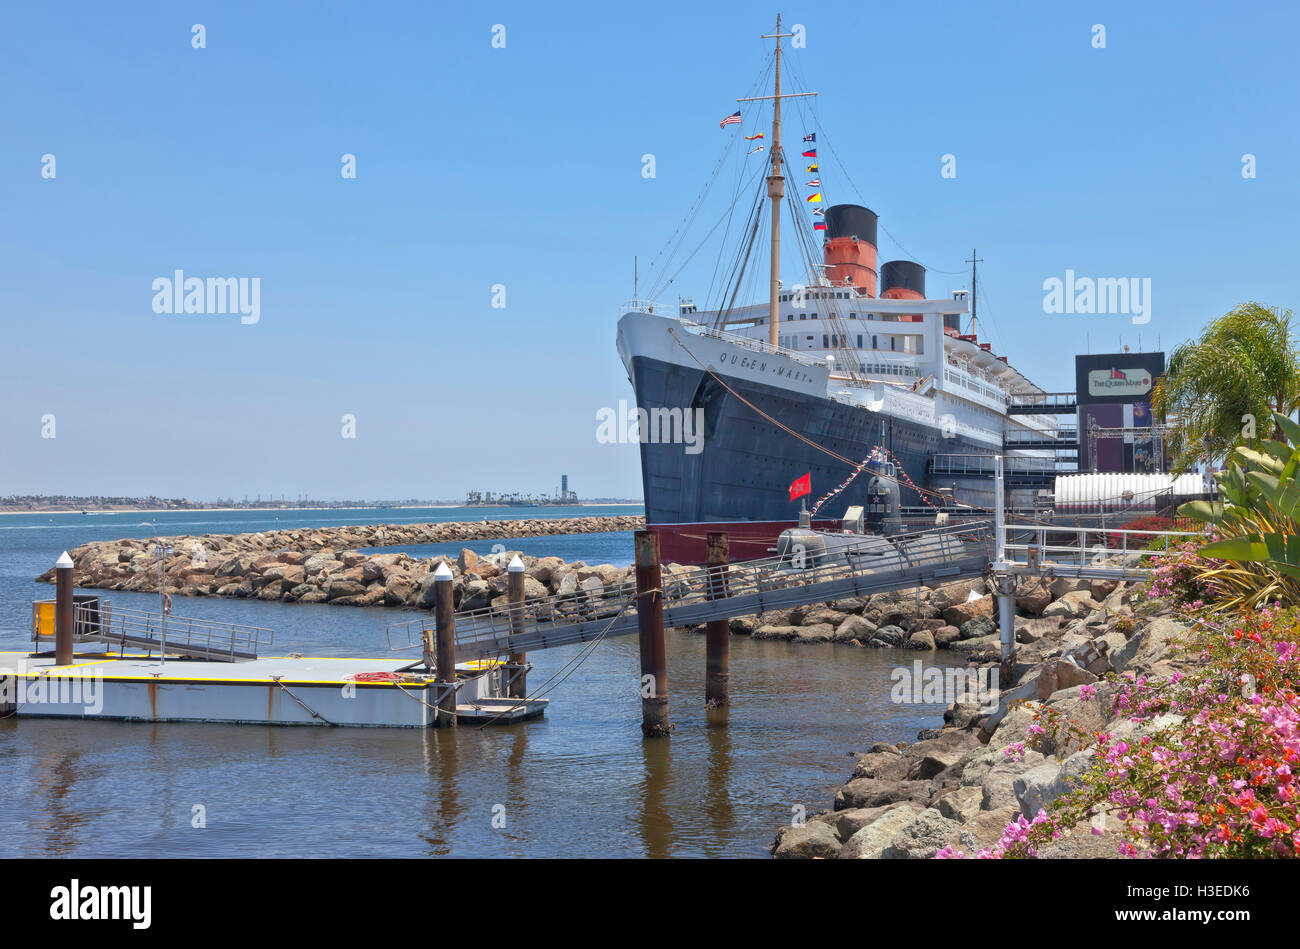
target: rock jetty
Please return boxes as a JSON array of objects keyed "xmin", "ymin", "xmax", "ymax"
[
  {"xmin": 768, "ymin": 576, "xmax": 1189, "ymax": 859},
  {"xmin": 36, "ymin": 515, "xmax": 644, "ymax": 610}
]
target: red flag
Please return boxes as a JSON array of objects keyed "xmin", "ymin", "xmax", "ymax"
[{"xmin": 789, "ymin": 472, "xmax": 811, "ymax": 501}]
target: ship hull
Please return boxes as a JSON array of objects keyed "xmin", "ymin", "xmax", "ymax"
[{"xmin": 621, "ymin": 316, "xmax": 1002, "ymax": 563}]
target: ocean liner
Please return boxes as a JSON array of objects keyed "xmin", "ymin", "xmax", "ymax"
[{"xmin": 616, "ymin": 17, "xmax": 1060, "ymax": 563}]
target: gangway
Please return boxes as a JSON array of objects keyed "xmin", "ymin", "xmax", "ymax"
[
  {"xmin": 388, "ymin": 522, "xmax": 995, "ymax": 662},
  {"xmin": 31, "ymin": 598, "xmax": 274, "ymax": 662},
  {"xmin": 1006, "ymin": 392, "xmax": 1077, "ymax": 415}
]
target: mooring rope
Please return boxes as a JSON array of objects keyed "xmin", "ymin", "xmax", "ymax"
[{"xmin": 271, "ymin": 676, "xmax": 337, "ymax": 727}]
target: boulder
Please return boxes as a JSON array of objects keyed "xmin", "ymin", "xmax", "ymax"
[
  {"xmin": 457, "ymin": 548, "xmax": 479, "ymax": 574},
  {"xmin": 1015, "ymin": 578, "xmax": 1052, "ymax": 615},
  {"xmin": 959, "ymin": 615, "xmax": 996, "ymax": 640},
  {"xmin": 1089, "ymin": 578, "xmax": 1119, "ymax": 602},
  {"xmin": 1049, "ymin": 577, "xmax": 1091, "ymax": 600},
  {"xmin": 384, "ymin": 575, "xmax": 416, "ymax": 607},
  {"xmin": 1042, "ymin": 590, "xmax": 1098, "ymax": 619},
  {"xmin": 942, "ymin": 594, "xmax": 993, "ymax": 628},
  {"xmin": 980, "ymin": 750, "xmax": 1048, "ymax": 811},
  {"xmin": 928, "ymin": 578, "xmax": 986, "ymax": 611},
  {"xmin": 868, "ymin": 625, "xmax": 906, "ymax": 647},
  {"xmin": 303, "ymin": 552, "xmax": 341, "ymax": 577},
  {"xmin": 1016, "ymin": 615, "xmax": 1065, "ymax": 644},
  {"xmin": 950, "ymin": 805, "xmax": 1022, "ymax": 855},
  {"xmin": 936, "ymin": 785, "xmax": 983, "ymax": 824},
  {"xmin": 771, "ymin": 821, "xmax": 841, "ymax": 859},
  {"xmin": 1110, "ymin": 617, "xmax": 1189, "ymax": 675},
  {"xmin": 880, "ymin": 808, "xmax": 962, "ymax": 859},
  {"xmin": 1014, "ymin": 750, "xmax": 1094, "ymax": 818},
  {"xmin": 752, "ymin": 624, "xmax": 799, "ymax": 641},
  {"xmin": 834, "ymin": 615, "xmax": 877, "ymax": 642},
  {"xmin": 933, "ymin": 625, "xmax": 961, "ymax": 647},
  {"xmin": 1033, "ymin": 659, "xmax": 1098, "ymax": 700},
  {"xmin": 834, "ymin": 802, "xmax": 923, "ymax": 842},
  {"xmin": 904, "ymin": 629, "xmax": 935, "ymax": 650},
  {"xmin": 793, "ymin": 623, "xmax": 835, "ymax": 644},
  {"xmin": 802, "ymin": 607, "xmax": 849, "ymax": 628},
  {"xmin": 325, "ymin": 578, "xmax": 367, "ymax": 601},
  {"xmin": 839, "ymin": 805, "xmax": 927, "ymax": 859},
  {"xmin": 834, "ymin": 778, "xmax": 932, "ymax": 811}
]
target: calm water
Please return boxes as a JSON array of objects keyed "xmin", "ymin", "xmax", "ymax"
[{"xmin": 0, "ymin": 507, "xmax": 961, "ymax": 858}]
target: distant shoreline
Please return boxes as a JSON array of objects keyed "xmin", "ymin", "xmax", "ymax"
[{"xmin": 0, "ymin": 502, "xmax": 644, "ymax": 516}]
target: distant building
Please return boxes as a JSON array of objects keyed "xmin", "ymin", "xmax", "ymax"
[{"xmin": 1074, "ymin": 351, "xmax": 1166, "ymax": 473}]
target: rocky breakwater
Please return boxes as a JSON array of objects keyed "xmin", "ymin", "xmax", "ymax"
[
  {"xmin": 770, "ymin": 575, "xmax": 1191, "ymax": 858},
  {"xmin": 36, "ymin": 515, "xmax": 644, "ymax": 610}
]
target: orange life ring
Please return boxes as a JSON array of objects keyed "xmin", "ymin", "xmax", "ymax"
[{"xmin": 162, "ymin": 593, "xmax": 172, "ymax": 615}]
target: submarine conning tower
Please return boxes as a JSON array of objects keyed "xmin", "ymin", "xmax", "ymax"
[{"xmin": 822, "ymin": 204, "xmax": 879, "ymax": 297}]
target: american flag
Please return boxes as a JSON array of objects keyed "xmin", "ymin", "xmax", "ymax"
[{"xmin": 719, "ymin": 110, "xmax": 741, "ymax": 128}]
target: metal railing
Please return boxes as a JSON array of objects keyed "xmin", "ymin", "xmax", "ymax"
[
  {"xmin": 388, "ymin": 522, "xmax": 995, "ymax": 661},
  {"xmin": 997, "ymin": 521, "xmax": 1204, "ymax": 575},
  {"xmin": 32, "ymin": 599, "xmax": 275, "ymax": 661}
]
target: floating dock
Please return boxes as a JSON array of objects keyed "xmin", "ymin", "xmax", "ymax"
[
  {"xmin": 0, "ymin": 650, "xmax": 547, "ymax": 728},
  {"xmin": 6, "ymin": 557, "xmax": 546, "ymax": 728}
]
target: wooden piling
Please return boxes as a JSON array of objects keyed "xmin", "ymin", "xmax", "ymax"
[
  {"xmin": 54, "ymin": 551, "xmax": 74, "ymax": 666},
  {"xmin": 432, "ymin": 561, "xmax": 457, "ymax": 727},
  {"xmin": 635, "ymin": 530, "xmax": 671, "ymax": 737},
  {"xmin": 704, "ymin": 532, "xmax": 730, "ymax": 708},
  {"xmin": 506, "ymin": 555, "xmax": 528, "ymax": 699}
]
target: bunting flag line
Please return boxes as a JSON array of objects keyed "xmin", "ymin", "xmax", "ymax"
[
  {"xmin": 806, "ymin": 164, "xmax": 818, "ymax": 174},
  {"xmin": 744, "ymin": 133, "xmax": 764, "ymax": 140},
  {"xmin": 719, "ymin": 110, "xmax": 741, "ymax": 128},
  {"xmin": 803, "ymin": 132, "xmax": 816, "ymax": 142},
  {"xmin": 812, "ymin": 207, "xmax": 824, "ymax": 215},
  {"xmin": 814, "ymin": 221, "xmax": 827, "ymax": 231},
  {"xmin": 807, "ymin": 192, "xmax": 823, "ymax": 203},
  {"xmin": 808, "ymin": 447, "xmax": 936, "ymax": 516},
  {"xmin": 805, "ymin": 178, "xmax": 820, "ymax": 187},
  {"xmin": 747, "ymin": 145, "xmax": 765, "ymax": 154},
  {"xmin": 801, "ymin": 148, "xmax": 817, "ymax": 158}
]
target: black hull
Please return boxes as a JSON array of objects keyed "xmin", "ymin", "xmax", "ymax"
[{"xmin": 629, "ymin": 354, "xmax": 1001, "ymax": 525}]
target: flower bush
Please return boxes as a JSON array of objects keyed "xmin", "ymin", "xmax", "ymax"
[{"xmin": 941, "ymin": 606, "xmax": 1300, "ymax": 858}]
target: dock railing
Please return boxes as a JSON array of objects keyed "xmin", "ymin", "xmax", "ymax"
[{"xmin": 31, "ymin": 598, "xmax": 275, "ymax": 661}]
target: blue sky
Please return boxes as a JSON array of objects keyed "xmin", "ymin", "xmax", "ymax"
[{"xmin": 2, "ymin": 1, "xmax": 1297, "ymax": 501}]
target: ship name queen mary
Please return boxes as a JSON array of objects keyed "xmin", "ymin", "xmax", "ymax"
[{"xmin": 717, "ymin": 350, "xmax": 819, "ymax": 385}]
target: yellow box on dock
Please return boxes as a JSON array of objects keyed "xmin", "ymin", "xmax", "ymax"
[{"xmin": 32, "ymin": 602, "xmax": 55, "ymax": 639}]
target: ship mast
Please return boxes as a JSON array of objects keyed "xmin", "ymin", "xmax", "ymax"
[
  {"xmin": 739, "ymin": 15, "xmax": 817, "ymax": 353},
  {"xmin": 966, "ymin": 247, "xmax": 983, "ymax": 336}
]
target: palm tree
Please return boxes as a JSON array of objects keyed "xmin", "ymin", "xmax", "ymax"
[{"xmin": 1152, "ymin": 302, "xmax": 1300, "ymax": 470}]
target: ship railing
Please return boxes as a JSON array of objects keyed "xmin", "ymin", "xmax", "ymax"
[
  {"xmin": 674, "ymin": 319, "xmax": 830, "ymax": 371},
  {"xmin": 620, "ymin": 299, "xmax": 680, "ymax": 317},
  {"xmin": 385, "ymin": 521, "xmax": 995, "ymax": 657}
]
